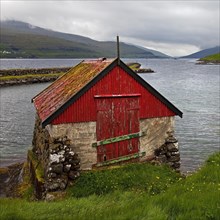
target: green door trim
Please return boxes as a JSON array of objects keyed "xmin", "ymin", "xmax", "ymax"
[
  {"xmin": 95, "ymin": 152, "xmax": 146, "ymax": 167},
  {"xmin": 92, "ymin": 131, "xmax": 145, "ymax": 148}
]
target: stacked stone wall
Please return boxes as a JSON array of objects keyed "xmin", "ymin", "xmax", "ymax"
[
  {"xmin": 31, "ymin": 115, "xmax": 180, "ymax": 198},
  {"xmin": 154, "ymin": 136, "xmax": 180, "ymax": 170},
  {"xmin": 47, "ymin": 122, "xmax": 97, "ymax": 170},
  {"xmin": 31, "ymin": 116, "xmax": 80, "ymax": 197}
]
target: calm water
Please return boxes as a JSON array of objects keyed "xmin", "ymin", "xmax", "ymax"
[{"xmin": 0, "ymin": 58, "xmax": 219, "ymax": 173}]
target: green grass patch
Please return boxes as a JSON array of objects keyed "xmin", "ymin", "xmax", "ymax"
[
  {"xmin": 0, "ymin": 73, "xmax": 61, "ymax": 81},
  {"xmin": 0, "ymin": 152, "xmax": 219, "ymax": 220},
  {"xmin": 199, "ymin": 53, "xmax": 220, "ymax": 63},
  {"xmin": 127, "ymin": 62, "xmax": 141, "ymax": 71},
  {"xmin": 27, "ymin": 150, "xmax": 45, "ymax": 183},
  {"xmin": 68, "ymin": 163, "xmax": 181, "ymax": 198}
]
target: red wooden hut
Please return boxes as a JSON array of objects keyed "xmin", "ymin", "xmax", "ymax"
[{"xmin": 31, "ymin": 57, "xmax": 182, "ymax": 192}]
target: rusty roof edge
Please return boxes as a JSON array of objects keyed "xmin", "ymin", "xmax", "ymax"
[
  {"xmin": 41, "ymin": 58, "xmax": 118, "ymax": 127},
  {"xmin": 119, "ymin": 59, "xmax": 183, "ymax": 118},
  {"xmin": 31, "ymin": 60, "xmax": 84, "ymax": 103}
]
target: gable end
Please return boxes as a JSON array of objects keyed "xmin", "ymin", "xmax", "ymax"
[
  {"xmin": 42, "ymin": 58, "xmax": 182, "ymax": 127},
  {"xmin": 119, "ymin": 60, "xmax": 183, "ymax": 118}
]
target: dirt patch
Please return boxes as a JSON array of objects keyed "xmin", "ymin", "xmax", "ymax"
[{"xmin": 0, "ymin": 162, "xmax": 24, "ymax": 197}]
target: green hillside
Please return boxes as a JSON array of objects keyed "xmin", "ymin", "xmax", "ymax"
[
  {"xmin": 0, "ymin": 28, "xmax": 102, "ymax": 58},
  {"xmin": 0, "ymin": 20, "xmax": 169, "ymax": 58},
  {"xmin": 199, "ymin": 53, "xmax": 220, "ymax": 64}
]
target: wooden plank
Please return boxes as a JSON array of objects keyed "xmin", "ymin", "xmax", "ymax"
[
  {"xmin": 92, "ymin": 131, "xmax": 145, "ymax": 148},
  {"xmin": 95, "ymin": 152, "xmax": 146, "ymax": 167},
  {"xmin": 94, "ymin": 94, "xmax": 141, "ymax": 98}
]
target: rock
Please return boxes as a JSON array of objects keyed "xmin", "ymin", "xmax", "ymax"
[
  {"xmin": 172, "ymin": 162, "xmax": 181, "ymax": 169},
  {"xmin": 171, "ymin": 151, "xmax": 180, "ymax": 156},
  {"xmin": 58, "ymin": 150, "xmax": 65, "ymax": 155},
  {"xmin": 168, "ymin": 155, "xmax": 180, "ymax": 162},
  {"xmin": 166, "ymin": 151, "xmax": 171, "ymax": 157},
  {"xmin": 64, "ymin": 146, "xmax": 70, "ymax": 152},
  {"xmin": 63, "ymin": 164, "xmax": 71, "ymax": 173},
  {"xmin": 70, "ymin": 164, "xmax": 80, "ymax": 171},
  {"xmin": 50, "ymin": 164, "xmax": 63, "ymax": 174},
  {"xmin": 68, "ymin": 158, "xmax": 80, "ymax": 165},
  {"xmin": 47, "ymin": 182, "xmax": 60, "ymax": 191},
  {"xmin": 45, "ymin": 193, "xmax": 55, "ymax": 201},
  {"xmin": 48, "ymin": 172, "xmax": 57, "ymax": 178},
  {"xmin": 166, "ymin": 136, "xmax": 178, "ymax": 143},
  {"xmin": 68, "ymin": 171, "xmax": 80, "ymax": 180},
  {"xmin": 157, "ymin": 155, "xmax": 167, "ymax": 163},
  {"xmin": 167, "ymin": 143, "xmax": 178, "ymax": 151},
  {"xmin": 60, "ymin": 182, "xmax": 67, "ymax": 190}
]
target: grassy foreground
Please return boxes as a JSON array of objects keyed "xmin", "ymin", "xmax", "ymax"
[{"xmin": 0, "ymin": 152, "xmax": 219, "ymax": 220}]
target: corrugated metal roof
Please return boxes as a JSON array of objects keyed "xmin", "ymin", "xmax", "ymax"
[{"xmin": 33, "ymin": 59, "xmax": 114, "ymax": 122}]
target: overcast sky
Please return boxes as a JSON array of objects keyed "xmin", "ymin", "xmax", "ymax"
[{"xmin": 1, "ymin": 0, "xmax": 219, "ymax": 56}]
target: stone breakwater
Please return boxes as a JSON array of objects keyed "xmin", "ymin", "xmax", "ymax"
[
  {"xmin": 0, "ymin": 76, "xmax": 58, "ymax": 87},
  {"xmin": 0, "ymin": 67, "xmax": 71, "ymax": 87},
  {"xmin": 0, "ymin": 67, "xmax": 71, "ymax": 76},
  {"xmin": 0, "ymin": 63, "xmax": 154, "ymax": 87}
]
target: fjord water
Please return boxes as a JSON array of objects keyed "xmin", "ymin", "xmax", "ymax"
[{"xmin": 0, "ymin": 59, "xmax": 219, "ymax": 172}]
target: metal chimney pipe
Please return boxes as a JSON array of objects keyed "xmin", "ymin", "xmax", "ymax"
[{"xmin": 117, "ymin": 35, "xmax": 120, "ymax": 65}]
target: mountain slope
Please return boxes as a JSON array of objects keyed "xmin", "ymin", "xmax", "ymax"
[
  {"xmin": 0, "ymin": 20, "xmax": 168, "ymax": 58},
  {"xmin": 182, "ymin": 46, "xmax": 220, "ymax": 58}
]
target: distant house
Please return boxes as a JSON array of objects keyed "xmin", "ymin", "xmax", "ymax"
[{"xmin": 31, "ymin": 57, "xmax": 182, "ymax": 194}]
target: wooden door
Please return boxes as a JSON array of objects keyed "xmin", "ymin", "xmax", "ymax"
[{"xmin": 96, "ymin": 95, "xmax": 140, "ymax": 163}]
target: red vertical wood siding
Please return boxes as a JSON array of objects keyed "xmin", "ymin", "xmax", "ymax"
[
  {"xmin": 96, "ymin": 96, "xmax": 139, "ymax": 162},
  {"xmin": 52, "ymin": 66, "xmax": 175, "ymax": 124}
]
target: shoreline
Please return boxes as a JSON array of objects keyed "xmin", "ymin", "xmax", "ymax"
[{"xmin": 0, "ymin": 67, "xmax": 71, "ymax": 87}]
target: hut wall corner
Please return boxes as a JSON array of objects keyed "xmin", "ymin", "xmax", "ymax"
[
  {"xmin": 47, "ymin": 121, "xmax": 97, "ymax": 170},
  {"xmin": 139, "ymin": 116, "xmax": 175, "ymax": 159}
]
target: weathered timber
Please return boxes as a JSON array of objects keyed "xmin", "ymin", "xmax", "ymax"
[
  {"xmin": 92, "ymin": 131, "xmax": 145, "ymax": 147},
  {"xmin": 95, "ymin": 152, "xmax": 146, "ymax": 167}
]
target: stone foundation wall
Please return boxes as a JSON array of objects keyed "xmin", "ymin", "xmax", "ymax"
[
  {"xmin": 46, "ymin": 122, "xmax": 97, "ymax": 170},
  {"xmin": 31, "ymin": 115, "xmax": 180, "ymax": 197},
  {"xmin": 154, "ymin": 136, "xmax": 180, "ymax": 170},
  {"xmin": 31, "ymin": 116, "xmax": 81, "ymax": 196},
  {"xmin": 139, "ymin": 117, "xmax": 180, "ymax": 170},
  {"xmin": 139, "ymin": 117, "xmax": 175, "ymax": 159}
]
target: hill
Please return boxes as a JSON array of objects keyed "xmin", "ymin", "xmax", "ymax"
[
  {"xmin": 198, "ymin": 53, "xmax": 220, "ymax": 64},
  {"xmin": 0, "ymin": 20, "xmax": 169, "ymax": 59},
  {"xmin": 182, "ymin": 46, "xmax": 220, "ymax": 58}
]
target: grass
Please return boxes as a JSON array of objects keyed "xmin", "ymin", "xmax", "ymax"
[
  {"xmin": 0, "ymin": 73, "xmax": 61, "ymax": 81},
  {"xmin": 199, "ymin": 53, "xmax": 220, "ymax": 63},
  {"xmin": 0, "ymin": 152, "xmax": 219, "ymax": 220},
  {"xmin": 27, "ymin": 150, "xmax": 45, "ymax": 183},
  {"xmin": 126, "ymin": 62, "xmax": 141, "ymax": 71},
  {"xmin": 68, "ymin": 163, "xmax": 181, "ymax": 198}
]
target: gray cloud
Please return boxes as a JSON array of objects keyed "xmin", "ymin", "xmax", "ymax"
[{"xmin": 1, "ymin": 0, "xmax": 219, "ymax": 56}]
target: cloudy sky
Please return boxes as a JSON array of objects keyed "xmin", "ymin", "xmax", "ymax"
[{"xmin": 1, "ymin": 0, "xmax": 219, "ymax": 56}]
